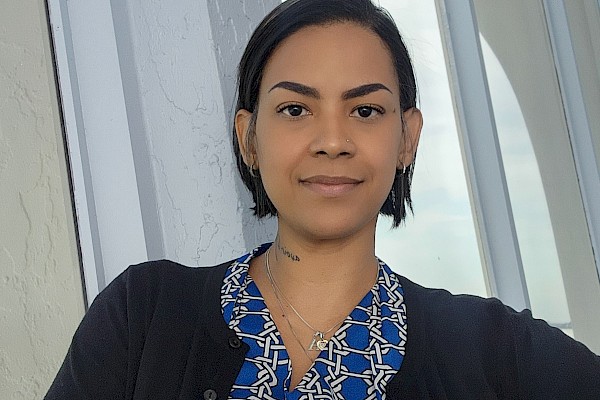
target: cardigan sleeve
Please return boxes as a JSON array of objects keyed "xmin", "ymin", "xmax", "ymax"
[
  {"xmin": 509, "ymin": 308, "xmax": 600, "ymax": 399},
  {"xmin": 388, "ymin": 278, "xmax": 600, "ymax": 399},
  {"xmin": 44, "ymin": 267, "xmax": 133, "ymax": 399}
]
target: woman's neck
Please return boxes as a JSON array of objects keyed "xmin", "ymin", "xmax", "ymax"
[
  {"xmin": 273, "ymin": 216, "xmax": 378, "ymax": 276},
  {"xmin": 249, "ymin": 223, "xmax": 380, "ymax": 329}
]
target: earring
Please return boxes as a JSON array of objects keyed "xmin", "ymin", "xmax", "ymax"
[
  {"xmin": 398, "ymin": 162, "xmax": 406, "ymax": 175},
  {"xmin": 248, "ymin": 160, "xmax": 258, "ymax": 178}
]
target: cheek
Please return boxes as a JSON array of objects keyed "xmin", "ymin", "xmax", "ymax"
[
  {"xmin": 370, "ymin": 136, "xmax": 403, "ymax": 190},
  {"xmin": 253, "ymin": 123, "xmax": 294, "ymax": 200},
  {"xmin": 366, "ymin": 133, "xmax": 402, "ymax": 168},
  {"xmin": 379, "ymin": 159, "xmax": 400, "ymax": 195},
  {"xmin": 255, "ymin": 131, "xmax": 285, "ymax": 173},
  {"xmin": 254, "ymin": 116, "xmax": 307, "ymax": 173}
]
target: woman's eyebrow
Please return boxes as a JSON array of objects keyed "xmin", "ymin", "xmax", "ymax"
[
  {"xmin": 268, "ymin": 81, "xmax": 320, "ymax": 98},
  {"xmin": 342, "ymin": 83, "xmax": 392, "ymax": 100},
  {"xmin": 267, "ymin": 81, "xmax": 392, "ymax": 100}
]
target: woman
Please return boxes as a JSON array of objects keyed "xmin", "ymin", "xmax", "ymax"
[{"xmin": 46, "ymin": 0, "xmax": 600, "ymax": 399}]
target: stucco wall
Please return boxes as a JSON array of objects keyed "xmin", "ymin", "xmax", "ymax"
[
  {"xmin": 108, "ymin": 0, "xmax": 279, "ymax": 268},
  {"xmin": 0, "ymin": 0, "xmax": 85, "ymax": 398}
]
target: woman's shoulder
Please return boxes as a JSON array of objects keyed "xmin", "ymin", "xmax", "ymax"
[
  {"xmin": 123, "ymin": 258, "xmax": 234, "ymax": 287},
  {"xmin": 92, "ymin": 258, "xmax": 236, "ymax": 313},
  {"xmin": 396, "ymin": 274, "xmax": 599, "ymax": 367},
  {"xmin": 397, "ymin": 275, "xmax": 512, "ymax": 324},
  {"xmin": 392, "ymin": 274, "xmax": 600, "ymax": 398},
  {"xmin": 395, "ymin": 274, "xmax": 545, "ymax": 352}
]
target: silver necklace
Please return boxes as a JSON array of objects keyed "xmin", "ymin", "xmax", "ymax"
[
  {"xmin": 265, "ymin": 253, "xmax": 314, "ymax": 362},
  {"xmin": 265, "ymin": 247, "xmax": 348, "ymax": 352}
]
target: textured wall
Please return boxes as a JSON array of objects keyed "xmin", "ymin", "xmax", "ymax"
[
  {"xmin": 0, "ymin": 0, "xmax": 85, "ymax": 398},
  {"xmin": 109, "ymin": 0, "xmax": 278, "ymax": 267},
  {"xmin": 207, "ymin": 0, "xmax": 280, "ymax": 250}
]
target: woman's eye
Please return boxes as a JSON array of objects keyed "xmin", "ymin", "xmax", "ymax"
[
  {"xmin": 278, "ymin": 104, "xmax": 309, "ymax": 117},
  {"xmin": 352, "ymin": 105, "xmax": 384, "ymax": 119}
]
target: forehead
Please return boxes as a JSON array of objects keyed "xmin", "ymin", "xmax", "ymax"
[{"xmin": 261, "ymin": 22, "xmax": 399, "ymax": 95}]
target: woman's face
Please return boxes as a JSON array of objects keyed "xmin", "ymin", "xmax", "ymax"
[{"xmin": 236, "ymin": 22, "xmax": 422, "ymax": 241}]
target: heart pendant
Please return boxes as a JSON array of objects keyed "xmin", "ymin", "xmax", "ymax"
[
  {"xmin": 309, "ymin": 331, "xmax": 327, "ymax": 351},
  {"xmin": 316, "ymin": 339, "xmax": 328, "ymax": 350}
]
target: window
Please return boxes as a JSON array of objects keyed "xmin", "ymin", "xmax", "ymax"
[{"xmin": 375, "ymin": 0, "xmax": 486, "ymax": 297}]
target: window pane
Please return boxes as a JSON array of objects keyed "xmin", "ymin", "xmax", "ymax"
[
  {"xmin": 376, "ymin": 0, "xmax": 486, "ymax": 297},
  {"xmin": 480, "ymin": 37, "xmax": 571, "ymax": 328},
  {"xmin": 474, "ymin": 1, "xmax": 576, "ymax": 330}
]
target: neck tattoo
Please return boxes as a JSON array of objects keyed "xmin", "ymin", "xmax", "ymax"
[{"xmin": 276, "ymin": 240, "xmax": 300, "ymax": 262}]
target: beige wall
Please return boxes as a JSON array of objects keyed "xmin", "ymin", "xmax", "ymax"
[{"xmin": 0, "ymin": 0, "xmax": 85, "ymax": 398}]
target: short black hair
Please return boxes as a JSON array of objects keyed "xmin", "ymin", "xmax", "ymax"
[{"xmin": 233, "ymin": 0, "xmax": 418, "ymax": 227}]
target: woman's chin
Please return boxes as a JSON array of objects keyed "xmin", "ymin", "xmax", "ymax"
[{"xmin": 280, "ymin": 211, "xmax": 378, "ymax": 243}]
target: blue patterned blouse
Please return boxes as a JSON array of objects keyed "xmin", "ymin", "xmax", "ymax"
[{"xmin": 221, "ymin": 243, "xmax": 407, "ymax": 399}]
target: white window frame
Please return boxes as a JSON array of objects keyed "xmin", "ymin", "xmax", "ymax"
[
  {"xmin": 543, "ymin": 0, "xmax": 600, "ymax": 277},
  {"xmin": 436, "ymin": 0, "xmax": 600, "ymax": 350},
  {"xmin": 434, "ymin": 0, "xmax": 530, "ymax": 312},
  {"xmin": 47, "ymin": 0, "xmax": 148, "ymax": 306}
]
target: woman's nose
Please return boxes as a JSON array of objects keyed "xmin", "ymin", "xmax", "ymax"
[{"xmin": 309, "ymin": 114, "xmax": 355, "ymax": 158}]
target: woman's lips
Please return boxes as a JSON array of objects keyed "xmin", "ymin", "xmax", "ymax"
[{"xmin": 300, "ymin": 175, "xmax": 362, "ymax": 197}]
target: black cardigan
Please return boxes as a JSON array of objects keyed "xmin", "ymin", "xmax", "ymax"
[{"xmin": 45, "ymin": 259, "xmax": 600, "ymax": 399}]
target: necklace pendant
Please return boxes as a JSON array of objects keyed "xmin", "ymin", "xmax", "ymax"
[{"xmin": 308, "ymin": 331, "xmax": 328, "ymax": 351}]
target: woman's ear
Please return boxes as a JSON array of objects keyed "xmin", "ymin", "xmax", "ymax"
[
  {"xmin": 235, "ymin": 109, "xmax": 256, "ymax": 168},
  {"xmin": 398, "ymin": 107, "xmax": 423, "ymax": 168}
]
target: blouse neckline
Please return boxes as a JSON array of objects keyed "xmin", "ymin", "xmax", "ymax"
[{"xmin": 221, "ymin": 243, "xmax": 407, "ymax": 399}]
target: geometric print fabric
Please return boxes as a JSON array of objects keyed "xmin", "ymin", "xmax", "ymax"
[{"xmin": 221, "ymin": 243, "xmax": 407, "ymax": 399}]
